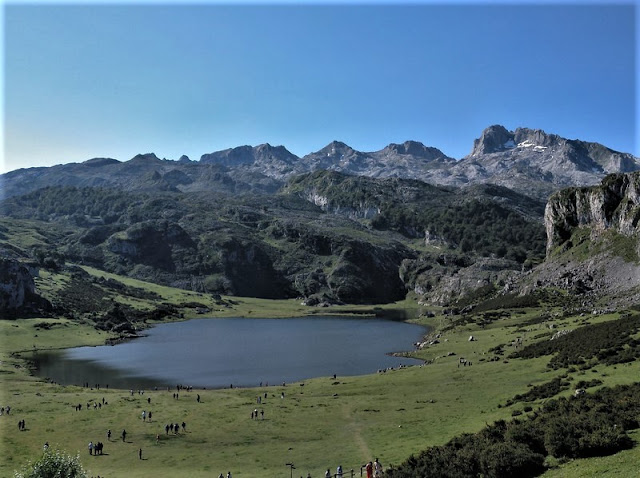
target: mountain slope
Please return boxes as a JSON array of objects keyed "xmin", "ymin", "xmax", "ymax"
[
  {"xmin": 0, "ymin": 168, "xmax": 548, "ymax": 306},
  {"xmin": 443, "ymin": 125, "xmax": 640, "ymax": 198},
  {"xmin": 1, "ymin": 153, "xmax": 282, "ymax": 199}
]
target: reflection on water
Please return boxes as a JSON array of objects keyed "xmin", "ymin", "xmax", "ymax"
[{"xmin": 30, "ymin": 316, "xmax": 427, "ymax": 390}]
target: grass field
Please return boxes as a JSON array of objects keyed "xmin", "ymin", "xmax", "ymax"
[{"xmin": 1, "ymin": 270, "xmax": 639, "ymax": 477}]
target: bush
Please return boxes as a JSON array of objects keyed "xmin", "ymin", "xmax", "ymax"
[
  {"xmin": 385, "ymin": 383, "xmax": 640, "ymax": 478},
  {"xmin": 14, "ymin": 448, "xmax": 87, "ymax": 478},
  {"xmin": 506, "ymin": 377, "xmax": 570, "ymax": 405},
  {"xmin": 511, "ymin": 314, "xmax": 640, "ymax": 369}
]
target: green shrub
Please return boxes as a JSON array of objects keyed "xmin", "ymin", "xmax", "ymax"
[
  {"xmin": 511, "ymin": 314, "xmax": 640, "ymax": 369},
  {"xmin": 14, "ymin": 448, "xmax": 87, "ymax": 478},
  {"xmin": 385, "ymin": 383, "xmax": 640, "ymax": 478}
]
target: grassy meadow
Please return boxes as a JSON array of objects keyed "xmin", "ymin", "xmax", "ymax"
[{"xmin": 1, "ymin": 268, "xmax": 639, "ymax": 477}]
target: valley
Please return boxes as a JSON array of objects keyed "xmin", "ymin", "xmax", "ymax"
[{"xmin": 2, "ymin": 125, "xmax": 640, "ymax": 477}]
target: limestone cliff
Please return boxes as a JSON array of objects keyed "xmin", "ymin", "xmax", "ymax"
[
  {"xmin": 0, "ymin": 257, "xmax": 51, "ymax": 316},
  {"xmin": 525, "ymin": 172, "xmax": 640, "ymax": 307},
  {"xmin": 545, "ymin": 172, "xmax": 640, "ymax": 255}
]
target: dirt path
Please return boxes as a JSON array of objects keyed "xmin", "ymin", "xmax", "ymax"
[{"xmin": 342, "ymin": 403, "xmax": 371, "ymax": 462}]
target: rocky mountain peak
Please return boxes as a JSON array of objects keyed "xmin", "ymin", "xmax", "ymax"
[
  {"xmin": 253, "ymin": 144, "xmax": 298, "ymax": 164},
  {"xmin": 178, "ymin": 155, "xmax": 191, "ymax": 163},
  {"xmin": 130, "ymin": 153, "xmax": 161, "ymax": 162},
  {"xmin": 470, "ymin": 125, "xmax": 514, "ymax": 156},
  {"xmin": 513, "ymin": 127, "xmax": 562, "ymax": 148},
  {"xmin": 321, "ymin": 141, "xmax": 354, "ymax": 155},
  {"xmin": 200, "ymin": 144, "xmax": 299, "ymax": 170},
  {"xmin": 382, "ymin": 141, "xmax": 452, "ymax": 162},
  {"xmin": 200, "ymin": 145, "xmax": 256, "ymax": 166},
  {"xmin": 82, "ymin": 157, "xmax": 120, "ymax": 168}
]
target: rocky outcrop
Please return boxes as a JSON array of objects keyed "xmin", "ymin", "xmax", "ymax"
[
  {"xmin": 300, "ymin": 140, "xmax": 455, "ymax": 179},
  {"xmin": 107, "ymin": 220, "xmax": 196, "ymax": 272},
  {"xmin": 400, "ymin": 254, "xmax": 520, "ymax": 305},
  {"xmin": 0, "ymin": 258, "xmax": 51, "ymax": 315},
  {"xmin": 470, "ymin": 125, "xmax": 515, "ymax": 156},
  {"xmin": 200, "ymin": 143, "xmax": 301, "ymax": 180},
  {"xmin": 544, "ymin": 172, "xmax": 640, "ymax": 254},
  {"xmin": 515, "ymin": 172, "xmax": 640, "ymax": 308},
  {"xmin": 451, "ymin": 126, "xmax": 640, "ymax": 199}
]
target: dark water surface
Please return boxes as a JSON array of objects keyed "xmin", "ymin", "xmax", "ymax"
[{"xmin": 30, "ymin": 316, "xmax": 427, "ymax": 389}]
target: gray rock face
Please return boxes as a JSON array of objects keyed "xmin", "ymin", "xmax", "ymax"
[
  {"xmin": 544, "ymin": 172, "xmax": 640, "ymax": 254},
  {"xmin": 200, "ymin": 143, "xmax": 301, "ymax": 179},
  {"xmin": 300, "ymin": 140, "xmax": 454, "ymax": 179},
  {"xmin": 0, "ymin": 258, "xmax": 33, "ymax": 311},
  {"xmin": 470, "ymin": 124, "xmax": 514, "ymax": 156},
  {"xmin": 516, "ymin": 171, "xmax": 640, "ymax": 308},
  {"xmin": 0, "ymin": 258, "xmax": 50, "ymax": 314},
  {"xmin": 446, "ymin": 126, "xmax": 640, "ymax": 198}
]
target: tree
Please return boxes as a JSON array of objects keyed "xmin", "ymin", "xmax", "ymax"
[{"xmin": 14, "ymin": 448, "xmax": 87, "ymax": 478}]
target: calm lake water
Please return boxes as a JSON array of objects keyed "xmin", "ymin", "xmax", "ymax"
[{"xmin": 30, "ymin": 316, "xmax": 426, "ymax": 389}]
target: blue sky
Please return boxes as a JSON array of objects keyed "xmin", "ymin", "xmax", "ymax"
[{"xmin": 2, "ymin": 1, "xmax": 637, "ymax": 174}]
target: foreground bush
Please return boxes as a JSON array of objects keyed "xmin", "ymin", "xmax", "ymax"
[
  {"xmin": 386, "ymin": 383, "xmax": 640, "ymax": 478},
  {"xmin": 14, "ymin": 448, "xmax": 87, "ymax": 478}
]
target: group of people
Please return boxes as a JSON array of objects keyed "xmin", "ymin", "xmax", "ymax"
[
  {"xmin": 321, "ymin": 459, "xmax": 381, "ymax": 478},
  {"xmin": 75, "ymin": 399, "xmax": 108, "ymax": 411},
  {"xmin": 88, "ymin": 441, "xmax": 104, "ymax": 455},
  {"xmin": 0, "ymin": 405, "xmax": 10, "ymax": 415},
  {"xmin": 325, "ymin": 465, "xmax": 344, "ymax": 477},
  {"xmin": 164, "ymin": 422, "xmax": 186, "ymax": 434},
  {"xmin": 363, "ymin": 458, "xmax": 383, "ymax": 478},
  {"xmin": 82, "ymin": 382, "xmax": 107, "ymax": 389}
]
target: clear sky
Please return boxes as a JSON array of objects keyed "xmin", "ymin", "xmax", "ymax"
[{"xmin": 2, "ymin": 1, "xmax": 637, "ymax": 174}]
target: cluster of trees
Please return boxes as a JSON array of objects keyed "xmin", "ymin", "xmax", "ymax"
[
  {"xmin": 469, "ymin": 291, "xmax": 540, "ymax": 311},
  {"xmin": 505, "ymin": 376, "xmax": 571, "ymax": 406},
  {"xmin": 3, "ymin": 186, "xmax": 136, "ymax": 224},
  {"xmin": 386, "ymin": 383, "xmax": 640, "ymax": 478},
  {"xmin": 511, "ymin": 314, "xmax": 640, "ymax": 369},
  {"xmin": 373, "ymin": 198, "xmax": 546, "ymax": 262}
]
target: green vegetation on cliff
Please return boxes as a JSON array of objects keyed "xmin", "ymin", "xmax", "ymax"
[{"xmin": 1, "ymin": 171, "xmax": 547, "ymax": 306}]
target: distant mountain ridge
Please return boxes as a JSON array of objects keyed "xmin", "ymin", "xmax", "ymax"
[{"xmin": 2, "ymin": 125, "xmax": 637, "ymax": 200}]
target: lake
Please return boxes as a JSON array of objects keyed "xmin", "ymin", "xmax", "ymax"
[{"xmin": 30, "ymin": 316, "xmax": 427, "ymax": 389}]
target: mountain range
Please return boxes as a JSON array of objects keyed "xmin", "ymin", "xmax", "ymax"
[
  {"xmin": 1, "ymin": 124, "xmax": 639, "ymax": 313},
  {"xmin": 3, "ymin": 125, "xmax": 638, "ymax": 201}
]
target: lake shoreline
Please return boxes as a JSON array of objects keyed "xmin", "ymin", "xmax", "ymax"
[{"xmin": 26, "ymin": 316, "xmax": 428, "ymax": 390}]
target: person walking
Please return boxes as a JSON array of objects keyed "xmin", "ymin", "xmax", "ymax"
[
  {"xmin": 138, "ymin": 448, "xmax": 142, "ymax": 460},
  {"xmin": 325, "ymin": 469, "xmax": 332, "ymax": 478},
  {"xmin": 374, "ymin": 458, "xmax": 382, "ymax": 477},
  {"xmin": 365, "ymin": 461, "xmax": 373, "ymax": 478}
]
